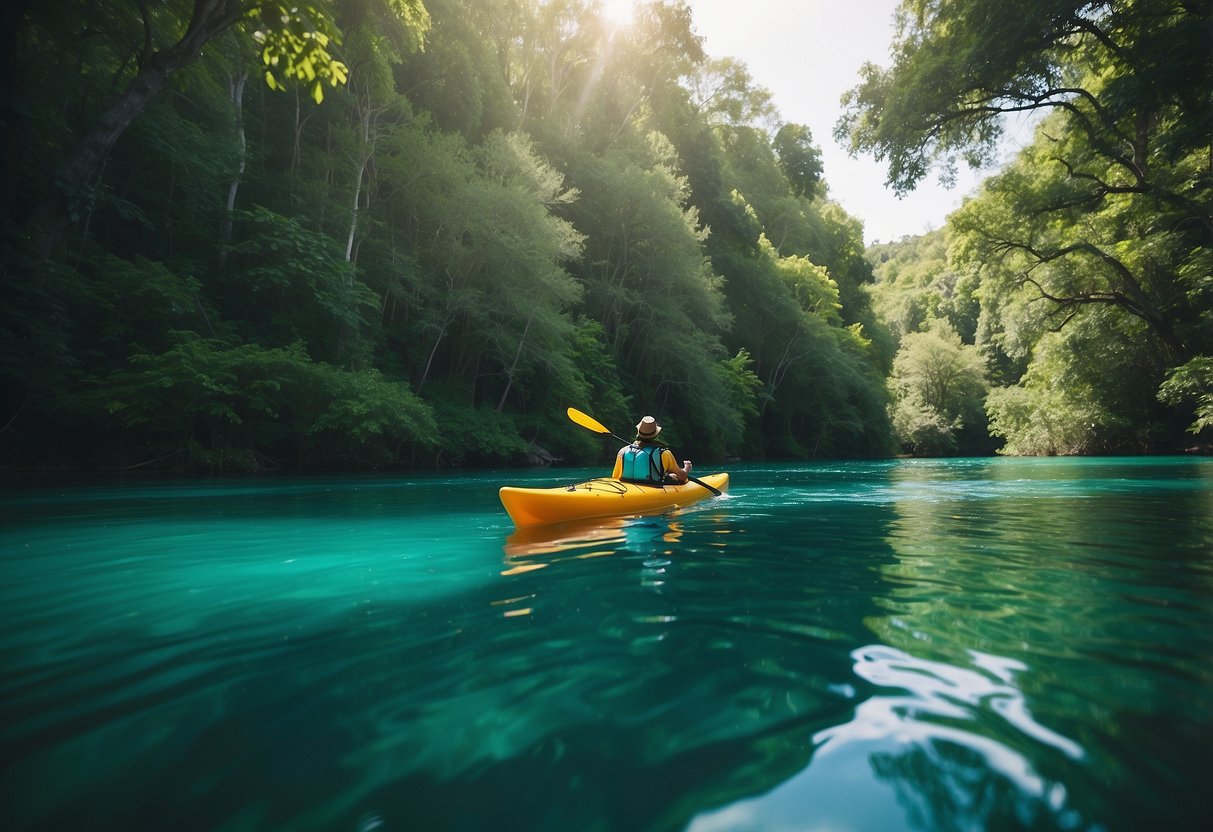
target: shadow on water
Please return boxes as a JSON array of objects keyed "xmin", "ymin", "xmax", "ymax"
[{"xmin": 2, "ymin": 459, "xmax": 1212, "ymax": 830}]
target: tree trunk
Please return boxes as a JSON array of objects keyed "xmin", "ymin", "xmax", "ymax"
[
  {"xmin": 217, "ymin": 57, "xmax": 248, "ymax": 271},
  {"xmin": 346, "ymin": 103, "xmax": 371, "ymax": 263},
  {"xmin": 496, "ymin": 313, "xmax": 534, "ymax": 412},
  {"xmin": 292, "ymin": 89, "xmax": 304, "ymax": 173},
  {"xmin": 417, "ymin": 317, "xmax": 450, "ymax": 394}
]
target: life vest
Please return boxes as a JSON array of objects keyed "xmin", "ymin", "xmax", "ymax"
[{"xmin": 620, "ymin": 444, "xmax": 666, "ymax": 485}]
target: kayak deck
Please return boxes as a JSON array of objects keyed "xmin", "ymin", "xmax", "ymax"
[{"xmin": 499, "ymin": 473, "xmax": 729, "ymax": 527}]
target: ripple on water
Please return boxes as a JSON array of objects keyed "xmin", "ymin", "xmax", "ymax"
[
  {"xmin": 689, "ymin": 644, "xmax": 1090, "ymax": 832},
  {"xmin": 2, "ymin": 461, "xmax": 1211, "ymax": 831}
]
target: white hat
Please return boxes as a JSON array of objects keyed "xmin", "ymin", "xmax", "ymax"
[{"xmin": 635, "ymin": 416, "xmax": 661, "ymax": 439}]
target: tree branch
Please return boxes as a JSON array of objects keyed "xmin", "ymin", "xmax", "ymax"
[
  {"xmin": 989, "ymin": 238, "xmax": 1187, "ymax": 359},
  {"xmin": 1051, "ymin": 156, "xmax": 1143, "ymax": 197},
  {"xmin": 137, "ymin": 0, "xmax": 154, "ymax": 70},
  {"xmin": 30, "ymin": 0, "xmax": 247, "ymax": 254}
]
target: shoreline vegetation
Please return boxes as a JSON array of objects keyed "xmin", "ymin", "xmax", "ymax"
[{"xmin": 2, "ymin": 1, "xmax": 1208, "ymax": 474}]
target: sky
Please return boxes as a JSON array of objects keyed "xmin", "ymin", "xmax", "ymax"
[{"xmin": 678, "ymin": 0, "xmax": 1030, "ymax": 244}]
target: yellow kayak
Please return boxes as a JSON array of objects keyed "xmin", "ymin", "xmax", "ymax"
[{"xmin": 499, "ymin": 473, "xmax": 729, "ymax": 527}]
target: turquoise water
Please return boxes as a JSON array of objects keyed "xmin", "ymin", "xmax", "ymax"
[{"xmin": 2, "ymin": 458, "xmax": 1212, "ymax": 831}]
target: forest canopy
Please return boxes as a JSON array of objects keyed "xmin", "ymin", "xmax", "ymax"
[
  {"xmin": 1, "ymin": 0, "xmax": 893, "ymax": 470},
  {"xmin": 849, "ymin": 0, "xmax": 1211, "ymax": 456},
  {"xmin": 0, "ymin": 0, "xmax": 1207, "ymax": 471}
]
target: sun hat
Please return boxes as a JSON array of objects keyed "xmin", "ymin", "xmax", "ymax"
[{"xmin": 635, "ymin": 416, "xmax": 661, "ymax": 439}]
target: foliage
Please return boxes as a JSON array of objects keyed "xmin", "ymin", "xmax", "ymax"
[
  {"xmin": 837, "ymin": 0, "xmax": 1212, "ymax": 199},
  {"xmin": 984, "ymin": 306, "xmax": 1175, "ymax": 454},
  {"xmin": 555, "ymin": 128, "xmax": 741, "ymax": 453},
  {"xmin": 772, "ymin": 124, "xmax": 824, "ymax": 200},
  {"xmin": 417, "ymin": 382, "xmax": 528, "ymax": 464},
  {"xmin": 849, "ymin": 0, "xmax": 1212, "ymax": 454},
  {"xmin": 34, "ymin": 0, "xmax": 1210, "ymax": 470},
  {"xmin": 715, "ymin": 348, "xmax": 763, "ymax": 433},
  {"xmin": 891, "ymin": 398, "xmax": 961, "ymax": 457},
  {"xmin": 889, "ymin": 325, "xmax": 989, "ymax": 455},
  {"xmin": 250, "ymin": 2, "xmax": 350, "ymax": 103},
  {"xmin": 1157, "ymin": 357, "xmax": 1213, "ymax": 437},
  {"xmin": 224, "ymin": 207, "xmax": 375, "ymax": 361},
  {"xmin": 564, "ymin": 317, "xmax": 632, "ymax": 447},
  {"xmin": 868, "ymin": 229, "xmax": 980, "ymax": 347},
  {"xmin": 685, "ymin": 57, "xmax": 777, "ymax": 129},
  {"xmin": 80, "ymin": 338, "xmax": 435, "ymax": 470},
  {"xmin": 767, "ymin": 237, "xmax": 841, "ymax": 327}
]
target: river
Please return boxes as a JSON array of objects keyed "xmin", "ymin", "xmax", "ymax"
[{"xmin": 2, "ymin": 457, "xmax": 1211, "ymax": 831}]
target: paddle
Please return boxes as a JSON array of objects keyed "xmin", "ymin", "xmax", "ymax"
[{"xmin": 566, "ymin": 407, "xmax": 723, "ymax": 497}]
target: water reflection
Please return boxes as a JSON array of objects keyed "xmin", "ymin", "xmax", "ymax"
[
  {"xmin": 6, "ymin": 463, "xmax": 1210, "ymax": 831},
  {"xmin": 846, "ymin": 458, "xmax": 1213, "ymax": 831},
  {"xmin": 501, "ymin": 512, "xmax": 698, "ymax": 563},
  {"xmin": 690, "ymin": 645, "xmax": 1088, "ymax": 831},
  {"xmin": 504, "ymin": 515, "xmax": 653, "ymax": 559},
  {"xmin": 826, "ymin": 646, "xmax": 1084, "ymax": 760},
  {"xmin": 824, "ymin": 646, "xmax": 1085, "ymax": 826},
  {"xmin": 496, "ymin": 514, "xmax": 696, "ymax": 618}
]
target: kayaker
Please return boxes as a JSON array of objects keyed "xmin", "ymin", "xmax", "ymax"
[{"xmin": 612, "ymin": 416, "xmax": 692, "ymax": 485}]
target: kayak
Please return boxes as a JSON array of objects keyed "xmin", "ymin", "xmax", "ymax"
[{"xmin": 499, "ymin": 473, "xmax": 729, "ymax": 527}]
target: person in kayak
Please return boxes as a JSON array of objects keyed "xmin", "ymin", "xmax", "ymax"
[{"xmin": 612, "ymin": 416, "xmax": 692, "ymax": 485}]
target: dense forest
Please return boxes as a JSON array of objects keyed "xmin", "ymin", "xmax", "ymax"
[
  {"xmin": 856, "ymin": 0, "xmax": 1212, "ymax": 456},
  {"xmin": 0, "ymin": 0, "xmax": 1208, "ymax": 471}
]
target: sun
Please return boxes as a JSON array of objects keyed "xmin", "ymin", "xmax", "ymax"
[{"xmin": 599, "ymin": 0, "xmax": 637, "ymax": 28}]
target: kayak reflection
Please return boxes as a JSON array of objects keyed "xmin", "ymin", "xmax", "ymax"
[{"xmin": 502, "ymin": 514, "xmax": 684, "ymax": 567}]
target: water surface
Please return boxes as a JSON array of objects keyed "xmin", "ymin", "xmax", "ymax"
[{"xmin": 2, "ymin": 458, "xmax": 1211, "ymax": 830}]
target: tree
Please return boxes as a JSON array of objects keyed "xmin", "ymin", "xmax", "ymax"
[
  {"xmin": 87, "ymin": 338, "xmax": 436, "ymax": 469},
  {"xmin": 951, "ymin": 114, "xmax": 1205, "ymax": 362},
  {"xmin": 685, "ymin": 56, "xmax": 777, "ymax": 129},
  {"xmin": 2, "ymin": 0, "xmax": 907, "ymax": 471},
  {"xmin": 1158, "ymin": 358, "xmax": 1213, "ymax": 438},
  {"xmin": 393, "ymin": 0, "xmax": 519, "ymax": 137},
  {"xmin": 560, "ymin": 131, "xmax": 737, "ymax": 451},
  {"xmin": 841, "ymin": 0, "xmax": 1212, "ymax": 448},
  {"xmin": 868, "ymin": 228, "xmax": 980, "ymax": 346},
  {"xmin": 13, "ymin": 0, "xmax": 429, "ymax": 252},
  {"xmin": 889, "ymin": 324, "xmax": 989, "ymax": 455},
  {"xmin": 837, "ymin": 0, "xmax": 1211, "ymax": 207},
  {"xmin": 772, "ymin": 123, "xmax": 823, "ymax": 199},
  {"xmin": 986, "ymin": 305, "xmax": 1184, "ymax": 454}
]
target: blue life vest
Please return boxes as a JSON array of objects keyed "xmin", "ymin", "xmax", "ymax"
[{"xmin": 620, "ymin": 444, "xmax": 666, "ymax": 484}]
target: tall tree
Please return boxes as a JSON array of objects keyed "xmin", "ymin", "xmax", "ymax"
[
  {"xmin": 772, "ymin": 123, "xmax": 823, "ymax": 200},
  {"xmin": 889, "ymin": 324, "xmax": 990, "ymax": 455}
]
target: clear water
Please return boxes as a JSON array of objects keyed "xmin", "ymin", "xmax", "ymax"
[{"xmin": 2, "ymin": 458, "xmax": 1211, "ymax": 831}]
